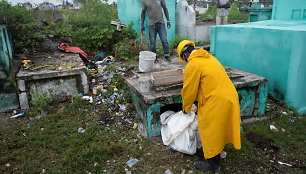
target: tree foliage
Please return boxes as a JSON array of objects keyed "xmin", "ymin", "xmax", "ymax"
[{"xmin": 0, "ymin": 0, "xmax": 43, "ymax": 53}]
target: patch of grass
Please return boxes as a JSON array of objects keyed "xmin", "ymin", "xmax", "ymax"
[{"xmin": 0, "ymin": 85, "xmax": 305, "ymax": 174}]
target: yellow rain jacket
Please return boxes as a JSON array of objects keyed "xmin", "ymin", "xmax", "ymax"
[{"xmin": 181, "ymin": 48, "xmax": 241, "ymax": 159}]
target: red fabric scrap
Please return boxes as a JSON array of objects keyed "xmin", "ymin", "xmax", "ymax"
[{"xmin": 59, "ymin": 43, "xmax": 88, "ymax": 63}]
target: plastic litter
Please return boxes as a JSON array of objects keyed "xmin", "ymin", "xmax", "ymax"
[
  {"xmin": 10, "ymin": 111, "xmax": 25, "ymax": 118},
  {"xmin": 119, "ymin": 104, "xmax": 127, "ymax": 111},
  {"xmin": 126, "ymin": 159, "xmax": 139, "ymax": 167},
  {"xmin": 78, "ymin": 127, "xmax": 86, "ymax": 133},
  {"xmin": 165, "ymin": 169, "xmax": 174, "ymax": 174},
  {"xmin": 117, "ymin": 67, "xmax": 128, "ymax": 72},
  {"xmin": 94, "ymin": 52, "xmax": 106, "ymax": 62},
  {"xmin": 220, "ymin": 151, "xmax": 227, "ymax": 159},
  {"xmin": 133, "ymin": 123, "xmax": 138, "ymax": 129},
  {"xmin": 281, "ymin": 111, "xmax": 288, "ymax": 115},
  {"xmin": 5, "ymin": 163, "xmax": 10, "ymax": 167},
  {"xmin": 82, "ymin": 96, "xmax": 93, "ymax": 103},
  {"xmin": 277, "ymin": 161, "xmax": 292, "ymax": 167},
  {"xmin": 269, "ymin": 125, "xmax": 278, "ymax": 131},
  {"xmin": 123, "ymin": 118, "xmax": 132, "ymax": 124}
]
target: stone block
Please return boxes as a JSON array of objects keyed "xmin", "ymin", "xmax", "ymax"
[
  {"xmin": 17, "ymin": 80, "xmax": 25, "ymax": 92},
  {"xmin": 19, "ymin": 92, "xmax": 29, "ymax": 109}
]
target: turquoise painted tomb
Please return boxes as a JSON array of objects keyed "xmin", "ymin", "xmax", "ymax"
[
  {"xmin": 211, "ymin": 0, "xmax": 306, "ymax": 114},
  {"xmin": 0, "ymin": 25, "xmax": 19, "ymax": 112},
  {"xmin": 125, "ymin": 60, "xmax": 268, "ymax": 137}
]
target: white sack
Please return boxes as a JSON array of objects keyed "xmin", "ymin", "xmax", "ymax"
[{"xmin": 160, "ymin": 110, "xmax": 201, "ymax": 155}]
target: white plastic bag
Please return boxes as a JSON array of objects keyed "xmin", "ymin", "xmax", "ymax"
[{"xmin": 160, "ymin": 110, "xmax": 201, "ymax": 155}]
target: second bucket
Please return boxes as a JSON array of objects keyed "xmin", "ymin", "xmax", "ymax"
[{"xmin": 139, "ymin": 51, "xmax": 156, "ymax": 72}]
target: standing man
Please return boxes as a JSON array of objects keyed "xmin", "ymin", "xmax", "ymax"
[
  {"xmin": 177, "ymin": 40, "xmax": 241, "ymax": 172},
  {"xmin": 216, "ymin": 0, "xmax": 231, "ymax": 25},
  {"xmin": 141, "ymin": 0, "xmax": 171, "ymax": 62}
]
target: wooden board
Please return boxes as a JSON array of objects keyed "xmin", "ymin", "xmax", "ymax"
[{"xmin": 151, "ymin": 69, "xmax": 184, "ymax": 87}]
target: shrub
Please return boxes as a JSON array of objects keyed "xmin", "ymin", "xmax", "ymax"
[
  {"xmin": 197, "ymin": 2, "xmax": 248, "ymax": 22},
  {"xmin": 0, "ymin": 0, "xmax": 43, "ymax": 53}
]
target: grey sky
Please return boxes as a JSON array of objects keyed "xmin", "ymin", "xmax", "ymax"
[{"xmin": 6, "ymin": 0, "xmax": 117, "ymax": 5}]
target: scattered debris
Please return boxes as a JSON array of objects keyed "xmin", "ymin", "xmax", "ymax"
[
  {"xmin": 126, "ymin": 159, "xmax": 139, "ymax": 167},
  {"xmin": 277, "ymin": 161, "xmax": 292, "ymax": 167},
  {"xmin": 5, "ymin": 163, "xmax": 10, "ymax": 167},
  {"xmin": 119, "ymin": 104, "xmax": 127, "ymax": 111},
  {"xmin": 10, "ymin": 112, "xmax": 25, "ymax": 118},
  {"xmin": 220, "ymin": 151, "xmax": 227, "ymax": 159},
  {"xmin": 281, "ymin": 128, "xmax": 286, "ymax": 132},
  {"xmin": 78, "ymin": 128, "xmax": 86, "ymax": 133},
  {"xmin": 281, "ymin": 111, "xmax": 288, "ymax": 115},
  {"xmin": 82, "ymin": 96, "xmax": 93, "ymax": 103},
  {"xmin": 165, "ymin": 169, "xmax": 174, "ymax": 174},
  {"xmin": 133, "ymin": 123, "xmax": 138, "ymax": 129},
  {"xmin": 269, "ymin": 125, "xmax": 278, "ymax": 132}
]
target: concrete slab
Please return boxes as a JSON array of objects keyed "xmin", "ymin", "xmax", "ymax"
[{"xmin": 16, "ymin": 52, "xmax": 89, "ymax": 109}]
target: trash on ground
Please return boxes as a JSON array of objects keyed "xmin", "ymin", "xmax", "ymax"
[
  {"xmin": 220, "ymin": 151, "xmax": 227, "ymax": 159},
  {"xmin": 10, "ymin": 112, "xmax": 25, "ymax": 118},
  {"xmin": 270, "ymin": 125, "xmax": 278, "ymax": 131},
  {"xmin": 78, "ymin": 127, "xmax": 86, "ymax": 133},
  {"xmin": 126, "ymin": 158, "xmax": 139, "ymax": 167},
  {"xmin": 165, "ymin": 169, "xmax": 174, "ymax": 174},
  {"xmin": 277, "ymin": 161, "xmax": 292, "ymax": 167},
  {"xmin": 281, "ymin": 111, "xmax": 288, "ymax": 115},
  {"xmin": 5, "ymin": 163, "xmax": 10, "ymax": 167},
  {"xmin": 82, "ymin": 96, "xmax": 93, "ymax": 103},
  {"xmin": 119, "ymin": 104, "xmax": 127, "ymax": 111},
  {"xmin": 123, "ymin": 118, "xmax": 132, "ymax": 124},
  {"xmin": 133, "ymin": 123, "xmax": 138, "ymax": 129},
  {"xmin": 94, "ymin": 52, "xmax": 106, "ymax": 62}
]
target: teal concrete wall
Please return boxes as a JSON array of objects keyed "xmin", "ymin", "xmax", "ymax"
[
  {"xmin": 117, "ymin": 0, "xmax": 176, "ymax": 43},
  {"xmin": 211, "ymin": 20, "xmax": 306, "ymax": 114},
  {"xmin": 272, "ymin": 0, "xmax": 306, "ymax": 20},
  {"xmin": 248, "ymin": 2, "xmax": 272, "ymax": 22},
  {"xmin": 249, "ymin": 10, "xmax": 272, "ymax": 22},
  {"xmin": 0, "ymin": 25, "xmax": 13, "ymax": 73}
]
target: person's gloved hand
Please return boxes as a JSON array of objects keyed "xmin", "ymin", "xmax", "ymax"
[
  {"xmin": 167, "ymin": 21, "xmax": 171, "ymax": 29},
  {"xmin": 191, "ymin": 104, "xmax": 197, "ymax": 112}
]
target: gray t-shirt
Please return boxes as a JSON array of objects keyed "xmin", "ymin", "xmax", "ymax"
[
  {"xmin": 142, "ymin": 0, "xmax": 166, "ymax": 26},
  {"xmin": 217, "ymin": 0, "xmax": 229, "ymax": 17}
]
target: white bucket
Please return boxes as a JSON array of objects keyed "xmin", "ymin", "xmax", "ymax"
[{"xmin": 139, "ymin": 51, "xmax": 156, "ymax": 72}]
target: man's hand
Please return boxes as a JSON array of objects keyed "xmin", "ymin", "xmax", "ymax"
[
  {"xmin": 167, "ymin": 21, "xmax": 171, "ymax": 29},
  {"xmin": 141, "ymin": 25, "xmax": 145, "ymax": 34}
]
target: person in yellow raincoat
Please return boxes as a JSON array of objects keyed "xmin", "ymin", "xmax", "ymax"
[{"xmin": 177, "ymin": 40, "xmax": 241, "ymax": 173}]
